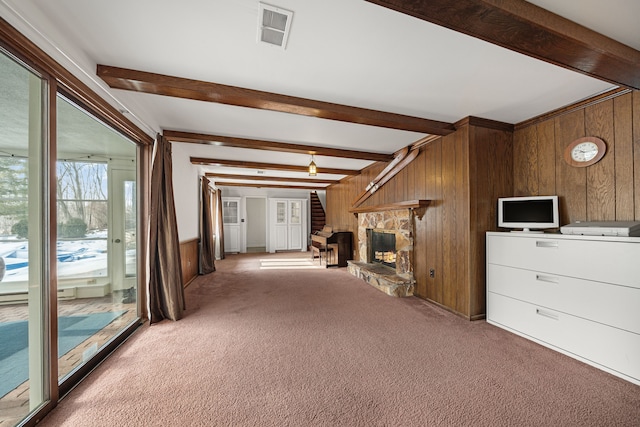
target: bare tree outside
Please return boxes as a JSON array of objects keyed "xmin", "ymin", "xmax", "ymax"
[{"xmin": 56, "ymin": 161, "xmax": 108, "ymax": 234}]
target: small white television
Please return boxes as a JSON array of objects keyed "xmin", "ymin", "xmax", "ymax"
[{"xmin": 498, "ymin": 195, "xmax": 559, "ymax": 232}]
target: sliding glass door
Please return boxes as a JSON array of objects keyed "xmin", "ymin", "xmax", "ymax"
[
  {"xmin": 0, "ymin": 50, "xmax": 49, "ymax": 425},
  {"xmin": 0, "ymin": 48, "xmax": 141, "ymax": 427},
  {"xmin": 56, "ymin": 95, "xmax": 139, "ymax": 384}
]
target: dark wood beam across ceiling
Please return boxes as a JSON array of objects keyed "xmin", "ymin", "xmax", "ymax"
[
  {"xmin": 97, "ymin": 65, "xmax": 456, "ymax": 135},
  {"xmin": 365, "ymin": 0, "xmax": 640, "ymax": 91},
  {"xmin": 165, "ymin": 130, "xmax": 393, "ymax": 162},
  {"xmin": 205, "ymin": 173, "xmax": 339, "ymax": 185},
  {"xmin": 191, "ymin": 157, "xmax": 359, "ymax": 175},
  {"xmin": 215, "ymin": 182, "xmax": 327, "ymax": 191}
]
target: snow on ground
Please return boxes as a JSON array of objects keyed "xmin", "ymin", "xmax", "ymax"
[{"xmin": 0, "ymin": 230, "xmax": 111, "ymax": 285}]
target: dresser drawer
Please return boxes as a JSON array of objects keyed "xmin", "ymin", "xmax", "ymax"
[
  {"xmin": 487, "ymin": 292, "xmax": 640, "ymax": 383},
  {"xmin": 487, "ymin": 264, "xmax": 640, "ymax": 334},
  {"xmin": 487, "ymin": 234, "xmax": 640, "ymax": 288}
]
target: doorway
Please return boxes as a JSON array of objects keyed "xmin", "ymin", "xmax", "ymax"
[{"xmin": 245, "ymin": 197, "xmax": 267, "ymax": 253}]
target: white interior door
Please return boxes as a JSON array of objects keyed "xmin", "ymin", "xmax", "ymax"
[
  {"xmin": 288, "ymin": 200, "xmax": 302, "ymax": 250},
  {"xmin": 272, "ymin": 200, "xmax": 288, "ymax": 251},
  {"xmin": 222, "ymin": 197, "xmax": 241, "ymax": 253}
]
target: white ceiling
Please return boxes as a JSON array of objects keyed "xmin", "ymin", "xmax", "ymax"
[{"xmin": 1, "ymin": 0, "xmax": 638, "ymax": 188}]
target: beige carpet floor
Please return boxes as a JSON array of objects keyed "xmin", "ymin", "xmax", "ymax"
[{"xmin": 39, "ymin": 252, "xmax": 640, "ymax": 426}]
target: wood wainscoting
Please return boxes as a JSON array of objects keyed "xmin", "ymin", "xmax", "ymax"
[{"xmin": 180, "ymin": 238, "xmax": 199, "ymax": 288}]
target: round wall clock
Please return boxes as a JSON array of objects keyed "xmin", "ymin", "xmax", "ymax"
[{"xmin": 563, "ymin": 136, "xmax": 606, "ymax": 167}]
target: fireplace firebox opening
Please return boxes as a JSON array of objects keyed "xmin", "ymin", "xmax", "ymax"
[{"xmin": 367, "ymin": 229, "xmax": 397, "ymax": 269}]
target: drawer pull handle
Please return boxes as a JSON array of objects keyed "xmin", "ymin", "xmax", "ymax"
[
  {"xmin": 536, "ymin": 308, "xmax": 559, "ymax": 320},
  {"xmin": 536, "ymin": 274, "xmax": 559, "ymax": 284},
  {"xmin": 536, "ymin": 241, "xmax": 559, "ymax": 248}
]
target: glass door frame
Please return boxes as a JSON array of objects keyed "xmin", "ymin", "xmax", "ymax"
[
  {"xmin": 110, "ymin": 167, "xmax": 137, "ymax": 292},
  {"xmin": 1, "ymin": 17, "xmax": 152, "ymax": 427}
]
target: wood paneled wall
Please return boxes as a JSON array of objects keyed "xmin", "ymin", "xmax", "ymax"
[
  {"xmin": 326, "ymin": 118, "xmax": 513, "ymax": 319},
  {"xmin": 179, "ymin": 238, "xmax": 199, "ymax": 288},
  {"xmin": 514, "ymin": 90, "xmax": 640, "ymax": 224}
]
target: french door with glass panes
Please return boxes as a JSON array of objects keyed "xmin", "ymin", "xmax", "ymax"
[{"xmin": 270, "ymin": 199, "xmax": 306, "ymax": 252}]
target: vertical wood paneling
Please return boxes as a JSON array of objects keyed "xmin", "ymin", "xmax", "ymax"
[
  {"xmin": 455, "ymin": 127, "xmax": 470, "ymax": 315},
  {"xmin": 395, "ymin": 165, "xmax": 403, "ymax": 202},
  {"xmin": 555, "ymin": 110, "xmax": 587, "ymax": 225},
  {"xmin": 514, "ymin": 90, "xmax": 639, "ymax": 224},
  {"xmin": 423, "ymin": 140, "xmax": 444, "ymax": 303},
  {"xmin": 614, "ymin": 93, "xmax": 635, "ymax": 220},
  {"xmin": 512, "ymin": 129, "xmax": 527, "ymax": 195},
  {"xmin": 537, "ymin": 120, "xmax": 556, "ymax": 195},
  {"xmin": 405, "ymin": 162, "xmax": 412, "ymax": 200},
  {"xmin": 585, "ymin": 100, "xmax": 616, "ymax": 220},
  {"xmin": 468, "ymin": 127, "xmax": 513, "ymax": 318},
  {"xmin": 433, "ymin": 140, "xmax": 443, "ymax": 305},
  {"xmin": 440, "ymin": 131, "xmax": 458, "ymax": 312},
  {"xmin": 438, "ymin": 126, "xmax": 472, "ymax": 315},
  {"xmin": 414, "ymin": 148, "xmax": 427, "ymax": 199},
  {"xmin": 513, "ymin": 125, "xmax": 538, "ymax": 195},
  {"xmin": 467, "ymin": 126, "xmax": 479, "ymax": 317},
  {"xmin": 413, "ymin": 149, "xmax": 428, "ymax": 298}
]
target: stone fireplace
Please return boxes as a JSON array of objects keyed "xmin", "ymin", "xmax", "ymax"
[{"xmin": 347, "ymin": 203, "xmax": 422, "ymax": 297}]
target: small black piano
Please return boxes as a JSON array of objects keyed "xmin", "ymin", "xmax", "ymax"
[{"xmin": 310, "ymin": 226, "xmax": 353, "ymax": 268}]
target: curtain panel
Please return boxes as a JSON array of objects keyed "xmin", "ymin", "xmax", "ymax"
[
  {"xmin": 200, "ymin": 176, "xmax": 216, "ymax": 274},
  {"xmin": 148, "ymin": 134, "xmax": 185, "ymax": 323}
]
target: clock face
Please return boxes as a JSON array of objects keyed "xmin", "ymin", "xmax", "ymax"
[
  {"xmin": 571, "ymin": 141, "xmax": 599, "ymax": 162},
  {"xmin": 563, "ymin": 137, "xmax": 606, "ymax": 167}
]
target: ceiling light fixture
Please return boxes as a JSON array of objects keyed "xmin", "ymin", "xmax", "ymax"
[{"xmin": 308, "ymin": 154, "xmax": 317, "ymax": 176}]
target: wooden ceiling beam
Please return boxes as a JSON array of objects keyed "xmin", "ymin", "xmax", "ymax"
[
  {"xmin": 365, "ymin": 0, "xmax": 640, "ymax": 90},
  {"xmin": 215, "ymin": 182, "xmax": 327, "ymax": 191},
  {"xmin": 98, "ymin": 65, "xmax": 456, "ymax": 135},
  {"xmin": 205, "ymin": 173, "xmax": 339, "ymax": 184},
  {"xmin": 165, "ymin": 130, "xmax": 393, "ymax": 162},
  {"xmin": 191, "ymin": 157, "xmax": 359, "ymax": 175}
]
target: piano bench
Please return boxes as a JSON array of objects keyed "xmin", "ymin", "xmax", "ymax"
[
  {"xmin": 311, "ymin": 245, "xmax": 321, "ymax": 260},
  {"xmin": 311, "ymin": 245, "xmax": 333, "ymax": 266}
]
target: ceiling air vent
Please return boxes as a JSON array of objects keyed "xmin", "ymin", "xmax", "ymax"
[{"xmin": 258, "ymin": 2, "xmax": 293, "ymax": 49}]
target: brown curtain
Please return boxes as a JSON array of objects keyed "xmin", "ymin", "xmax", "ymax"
[
  {"xmin": 148, "ymin": 134, "xmax": 185, "ymax": 324},
  {"xmin": 200, "ymin": 176, "xmax": 216, "ymax": 274},
  {"xmin": 216, "ymin": 190, "xmax": 225, "ymax": 260}
]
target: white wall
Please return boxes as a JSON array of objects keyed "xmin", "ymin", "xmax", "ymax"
[
  {"xmin": 316, "ymin": 191, "xmax": 327, "ymax": 210},
  {"xmin": 171, "ymin": 142, "xmax": 201, "ymax": 241}
]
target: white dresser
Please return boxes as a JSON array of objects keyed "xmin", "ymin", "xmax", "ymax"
[{"xmin": 486, "ymin": 232, "xmax": 640, "ymax": 385}]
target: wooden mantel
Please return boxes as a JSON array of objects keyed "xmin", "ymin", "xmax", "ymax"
[{"xmin": 349, "ymin": 200, "xmax": 430, "ymax": 215}]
